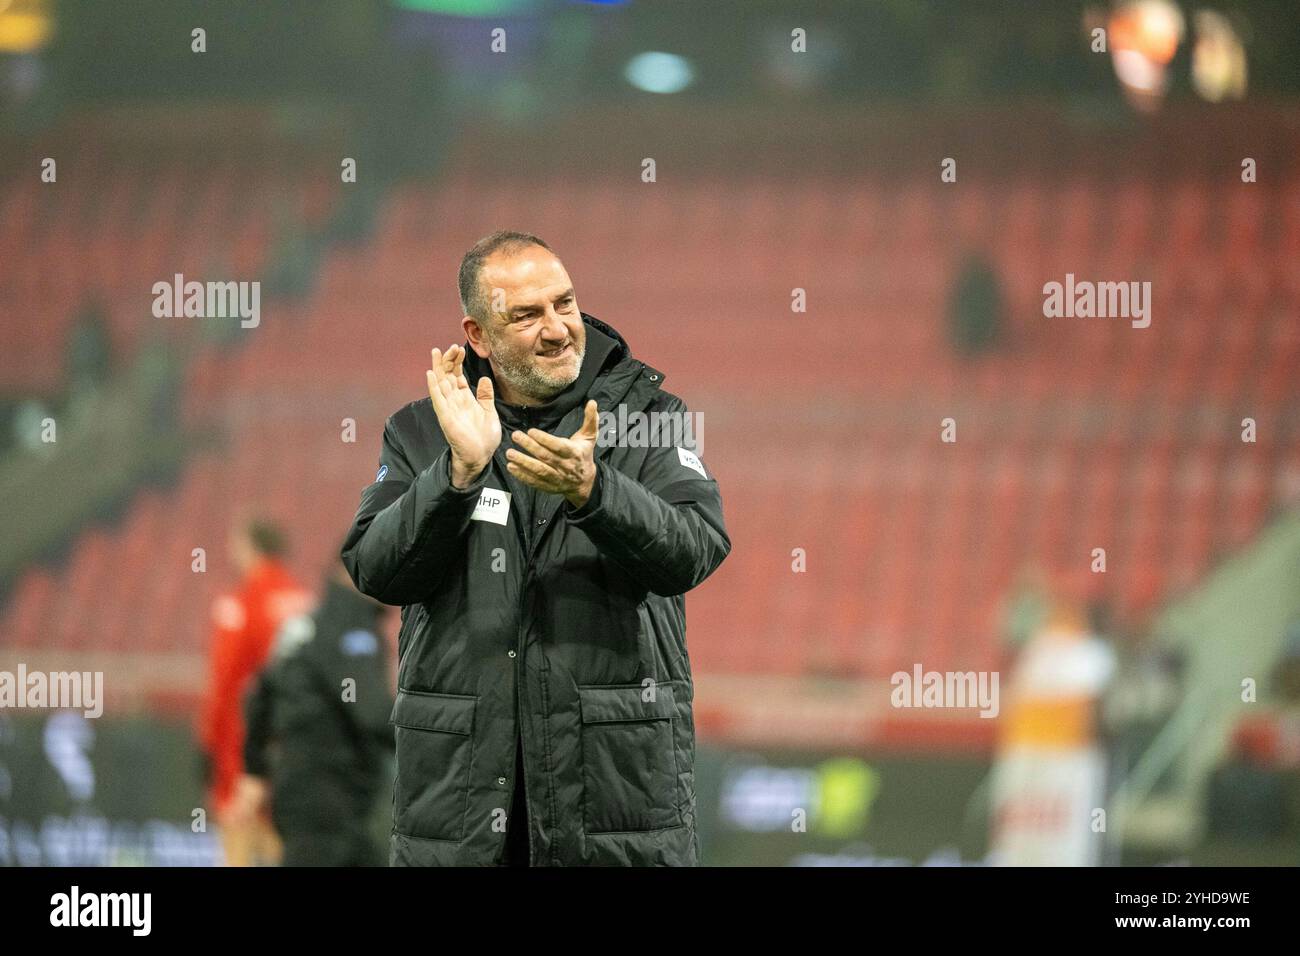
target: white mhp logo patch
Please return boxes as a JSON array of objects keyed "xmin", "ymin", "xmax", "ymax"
[{"xmin": 471, "ymin": 487, "xmax": 511, "ymax": 526}]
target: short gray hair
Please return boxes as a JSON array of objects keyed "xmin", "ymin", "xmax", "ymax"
[{"xmin": 457, "ymin": 231, "xmax": 553, "ymax": 324}]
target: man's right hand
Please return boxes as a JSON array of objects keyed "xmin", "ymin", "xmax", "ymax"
[
  {"xmin": 428, "ymin": 344, "xmax": 501, "ymax": 489},
  {"xmin": 225, "ymin": 774, "xmax": 270, "ymax": 828}
]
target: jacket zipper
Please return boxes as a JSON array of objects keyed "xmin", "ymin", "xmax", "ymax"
[
  {"xmin": 513, "ymin": 451, "xmax": 534, "ymax": 865},
  {"xmin": 514, "ymin": 566, "xmax": 537, "ymax": 864},
  {"xmin": 516, "ymin": 408, "xmax": 535, "ymax": 864},
  {"xmin": 503, "ymin": 390, "xmax": 637, "ymax": 865}
]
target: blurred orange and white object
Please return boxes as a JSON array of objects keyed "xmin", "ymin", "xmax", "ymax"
[
  {"xmin": 1108, "ymin": 0, "xmax": 1185, "ymax": 111},
  {"xmin": 989, "ymin": 607, "xmax": 1117, "ymax": 866}
]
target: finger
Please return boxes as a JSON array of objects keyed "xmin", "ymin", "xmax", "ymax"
[
  {"xmin": 476, "ymin": 375, "xmax": 495, "ymax": 408},
  {"xmin": 573, "ymin": 400, "xmax": 599, "ymax": 441},
  {"xmin": 510, "ymin": 432, "xmax": 565, "ymax": 467},
  {"xmin": 429, "ymin": 371, "xmax": 459, "ymax": 425},
  {"xmin": 520, "ymin": 427, "xmax": 574, "ymax": 459},
  {"xmin": 506, "ymin": 461, "xmax": 560, "ymax": 495},
  {"xmin": 437, "ymin": 373, "xmax": 462, "ymax": 411},
  {"xmin": 426, "ymin": 369, "xmax": 448, "ymax": 416},
  {"xmin": 445, "ymin": 345, "xmax": 462, "ymax": 386},
  {"xmin": 431, "ymin": 349, "xmax": 458, "ymax": 398},
  {"xmin": 442, "ymin": 346, "xmax": 471, "ymax": 392},
  {"xmin": 506, "ymin": 449, "xmax": 564, "ymax": 484}
]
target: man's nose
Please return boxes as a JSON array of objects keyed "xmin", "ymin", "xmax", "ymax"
[{"xmin": 540, "ymin": 309, "xmax": 568, "ymax": 342}]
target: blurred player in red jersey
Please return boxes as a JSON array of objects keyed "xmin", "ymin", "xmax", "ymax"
[{"xmin": 197, "ymin": 519, "xmax": 312, "ymax": 865}]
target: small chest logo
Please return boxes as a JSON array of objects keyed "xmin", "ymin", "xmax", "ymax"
[
  {"xmin": 375, "ymin": 464, "xmax": 388, "ymax": 482},
  {"xmin": 471, "ymin": 487, "xmax": 511, "ymax": 526}
]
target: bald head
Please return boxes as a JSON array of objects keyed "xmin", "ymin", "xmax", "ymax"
[{"xmin": 458, "ymin": 230, "xmax": 554, "ymax": 326}]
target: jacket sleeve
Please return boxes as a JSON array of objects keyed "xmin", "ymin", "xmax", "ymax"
[
  {"xmin": 342, "ymin": 414, "xmax": 492, "ymax": 606},
  {"xmin": 565, "ymin": 398, "xmax": 730, "ymax": 597},
  {"xmin": 241, "ymin": 666, "xmax": 274, "ymax": 778}
]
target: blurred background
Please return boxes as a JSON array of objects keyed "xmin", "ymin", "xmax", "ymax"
[{"xmin": 1, "ymin": 0, "xmax": 1299, "ymax": 866}]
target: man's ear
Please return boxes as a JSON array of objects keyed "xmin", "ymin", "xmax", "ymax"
[{"xmin": 463, "ymin": 315, "xmax": 491, "ymax": 358}]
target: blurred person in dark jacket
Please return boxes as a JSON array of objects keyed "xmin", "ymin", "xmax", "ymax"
[
  {"xmin": 947, "ymin": 254, "xmax": 1005, "ymax": 355},
  {"xmin": 199, "ymin": 519, "xmax": 312, "ymax": 866},
  {"xmin": 236, "ymin": 560, "xmax": 395, "ymax": 866},
  {"xmin": 67, "ymin": 297, "xmax": 112, "ymax": 395}
]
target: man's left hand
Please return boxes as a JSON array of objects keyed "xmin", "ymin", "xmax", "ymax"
[{"xmin": 506, "ymin": 400, "xmax": 599, "ymax": 508}]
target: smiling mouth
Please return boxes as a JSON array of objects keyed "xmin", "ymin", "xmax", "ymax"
[{"xmin": 538, "ymin": 344, "xmax": 571, "ymax": 358}]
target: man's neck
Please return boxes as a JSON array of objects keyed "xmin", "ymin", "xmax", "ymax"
[
  {"xmin": 494, "ymin": 376, "xmax": 549, "ymax": 408},
  {"xmin": 489, "ymin": 360, "xmax": 570, "ymax": 408}
]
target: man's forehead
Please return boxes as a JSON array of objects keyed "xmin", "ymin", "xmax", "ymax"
[
  {"xmin": 507, "ymin": 279, "xmax": 573, "ymax": 306},
  {"xmin": 483, "ymin": 250, "xmax": 570, "ymax": 300}
]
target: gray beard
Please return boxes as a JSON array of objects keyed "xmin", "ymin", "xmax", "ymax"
[{"xmin": 492, "ymin": 341, "xmax": 585, "ymax": 404}]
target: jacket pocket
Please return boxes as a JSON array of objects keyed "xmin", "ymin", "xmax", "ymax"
[
  {"xmin": 390, "ymin": 690, "xmax": 477, "ymax": 843},
  {"xmin": 578, "ymin": 682, "xmax": 679, "ymax": 834}
]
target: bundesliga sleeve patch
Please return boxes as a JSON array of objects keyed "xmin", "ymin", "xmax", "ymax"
[{"xmin": 677, "ymin": 446, "xmax": 707, "ymax": 479}]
